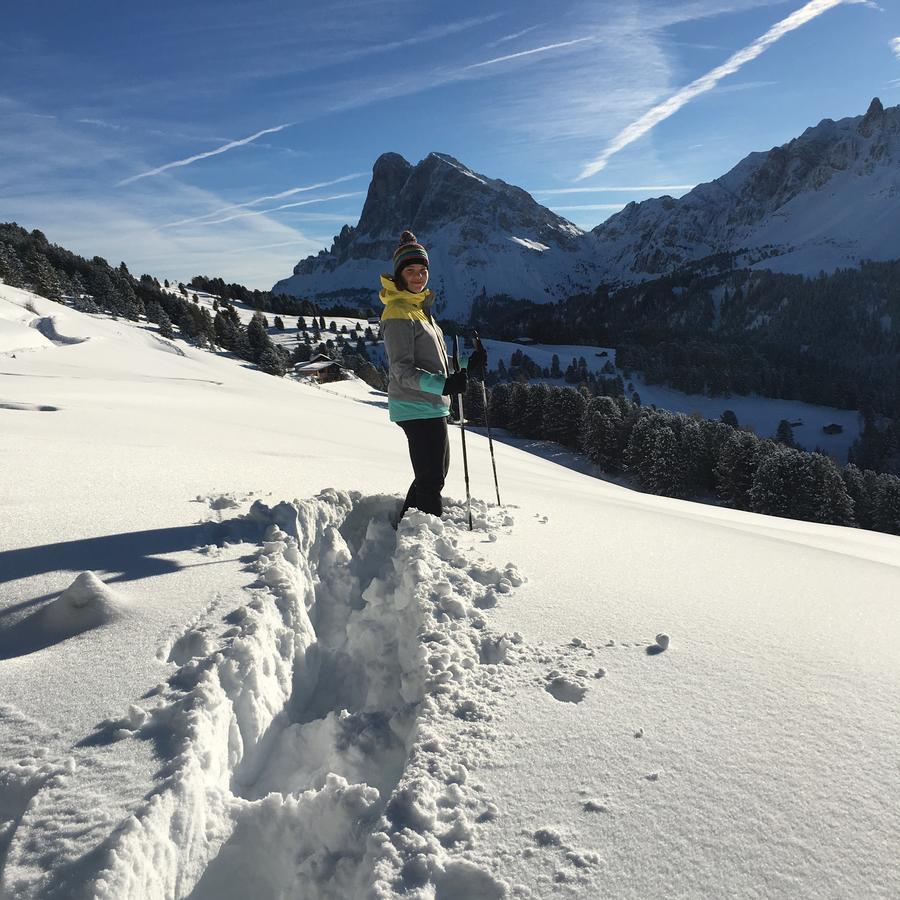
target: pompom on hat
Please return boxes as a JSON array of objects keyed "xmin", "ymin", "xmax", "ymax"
[{"xmin": 392, "ymin": 230, "xmax": 429, "ymax": 280}]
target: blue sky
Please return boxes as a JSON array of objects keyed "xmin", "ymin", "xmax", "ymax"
[{"xmin": 1, "ymin": 0, "xmax": 898, "ymax": 288}]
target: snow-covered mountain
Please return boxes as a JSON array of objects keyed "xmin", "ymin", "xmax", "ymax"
[
  {"xmin": 272, "ymin": 152, "xmax": 598, "ymax": 320},
  {"xmin": 274, "ymin": 99, "xmax": 900, "ymax": 319},
  {"xmin": 591, "ymin": 97, "xmax": 900, "ymax": 279}
]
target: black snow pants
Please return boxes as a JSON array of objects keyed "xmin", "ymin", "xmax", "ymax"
[{"xmin": 398, "ymin": 416, "xmax": 450, "ymax": 519}]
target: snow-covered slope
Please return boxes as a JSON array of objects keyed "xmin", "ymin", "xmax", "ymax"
[
  {"xmin": 591, "ymin": 97, "xmax": 900, "ymax": 279},
  {"xmin": 1, "ymin": 284, "xmax": 898, "ymax": 898},
  {"xmin": 272, "ymin": 152, "xmax": 598, "ymax": 321}
]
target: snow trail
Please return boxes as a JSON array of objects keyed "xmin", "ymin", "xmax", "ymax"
[{"xmin": 1, "ymin": 490, "xmax": 525, "ymax": 898}]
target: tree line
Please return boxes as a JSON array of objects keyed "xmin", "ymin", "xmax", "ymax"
[
  {"xmin": 457, "ymin": 380, "xmax": 900, "ymax": 537},
  {"xmin": 187, "ymin": 274, "xmax": 375, "ymax": 320},
  {"xmin": 0, "ymin": 222, "xmax": 386, "ymax": 383},
  {"xmin": 468, "ymin": 259, "xmax": 900, "ymax": 477}
]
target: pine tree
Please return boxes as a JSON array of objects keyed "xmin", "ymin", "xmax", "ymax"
[
  {"xmin": 507, "ymin": 383, "xmax": 529, "ymax": 435},
  {"xmin": 214, "ymin": 307, "xmax": 242, "ymax": 350},
  {"xmin": 715, "ymin": 431, "xmax": 765, "ymax": 508},
  {"xmin": 463, "ymin": 378, "xmax": 485, "ymax": 426},
  {"xmin": 804, "ymin": 454, "xmax": 854, "ymax": 526},
  {"xmin": 247, "ymin": 313, "xmax": 273, "ymax": 363},
  {"xmin": 775, "ymin": 419, "xmax": 797, "ymax": 448},
  {"xmin": 118, "ymin": 280, "xmax": 144, "ymax": 321},
  {"xmin": 542, "ymin": 386, "xmax": 586, "ymax": 450},
  {"xmin": 258, "ymin": 346, "xmax": 287, "ymax": 376},
  {"xmin": 522, "ymin": 383, "xmax": 549, "ymax": 438},
  {"xmin": 158, "ymin": 311, "xmax": 175, "ymax": 339},
  {"xmin": 0, "ymin": 242, "xmax": 26, "ymax": 287},
  {"xmin": 89, "ymin": 267, "xmax": 120, "ymax": 314},
  {"xmin": 70, "ymin": 272, "xmax": 87, "ymax": 305},
  {"xmin": 748, "ymin": 445, "xmax": 850, "ymax": 523},
  {"xmin": 749, "ymin": 446, "xmax": 806, "ymax": 519},
  {"xmin": 25, "ymin": 252, "xmax": 62, "ymax": 301},
  {"xmin": 582, "ymin": 396, "xmax": 627, "ymax": 470},
  {"xmin": 550, "ymin": 354, "xmax": 561, "ymax": 379},
  {"xmin": 488, "ymin": 383, "xmax": 511, "ymax": 429},
  {"xmin": 721, "ymin": 410, "xmax": 739, "ymax": 427},
  {"xmin": 841, "ymin": 464, "xmax": 876, "ymax": 530}
]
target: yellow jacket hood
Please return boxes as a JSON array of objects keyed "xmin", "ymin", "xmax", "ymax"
[{"xmin": 379, "ymin": 274, "xmax": 433, "ymax": 308}]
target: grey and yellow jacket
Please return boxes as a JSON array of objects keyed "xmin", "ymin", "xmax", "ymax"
[{"xmin": 380, "ymin": 274, "xmax": 451, "ymax": 422}]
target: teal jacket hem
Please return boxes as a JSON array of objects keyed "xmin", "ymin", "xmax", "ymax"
[{"xmin": 389, "ymin": 398, "xmax": 450, "ymax": 423}]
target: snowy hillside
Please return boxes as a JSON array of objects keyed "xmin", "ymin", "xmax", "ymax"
[{"xmin": 1, "ymin": 284, "xmax": 899, "ymax": 899}]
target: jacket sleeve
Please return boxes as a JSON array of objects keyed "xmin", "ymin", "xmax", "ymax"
[{"xmin": 382, "ymin": 319, "xmax": 446, "ymax": 395}]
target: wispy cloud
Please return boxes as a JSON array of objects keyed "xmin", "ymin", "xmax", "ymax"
[
  {"xmin": 487, "ymin": 25, "xmax": 542, "ymax": 48},
  {"xmin": 163, "ymin": 173, "xmax": 366, "ymax": 227},
  {"xmin": 578, "ymin": 0, "xmax": 851, "ymax": 179},
  {"xmin": 117, "ymin": 122, "xmax": 296, "ymax": 186},
  {"xmin": 182, "ymin": 192, "xmax": 366, "ymax": 227},
  {"xmin": 533, "ymin": 185, "xmax": 695, "ymax": 194},
  {"xmin": 78, "ymin": 117, "xmax": 125, "ymax": 130},
  {"xmin": 891, "ymin": 36, "xmax": 900, "ymax": 59},
  {"xmin": 352, "ymin": 14, "xmax": 503, "ymax": 61},
  {"xmin": 464, "ymin": 36, "xmax": 594, "ymax": 70},
  {"xmin": 226, "ymin": 238, "xmax": 323, "ymax": 254}
]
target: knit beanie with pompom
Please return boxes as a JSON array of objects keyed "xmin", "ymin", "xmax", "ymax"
[{"xmin": 392, "ymin": 230, "xmax": 429, "ymax": 280}]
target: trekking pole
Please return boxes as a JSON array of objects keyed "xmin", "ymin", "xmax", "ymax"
[
  {"xmin": 452, "ymin": 335, "xmax": 474, "ymax": 531},
  {"xmin": 473, "ymin": 331, "xmax": 501, "ymax": 507}
]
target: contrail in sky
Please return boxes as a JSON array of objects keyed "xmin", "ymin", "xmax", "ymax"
[
  {"xmin": 163, "ymin": 173, "xmax": 366, "ymax": 227},
  {"xmin": 578, "ymin": 0, "xmax": 850, "ymax": 180},
  {"xmin": 190, "ymin": 192, "xmax": 365, "ymax": 226},
  {"xmin": 465, "ymin": 37, "xmax": 592, "ymax": 70},
  {"xmin": 117, "ymin": 122, "xmax": 296, "ymax": 186}
]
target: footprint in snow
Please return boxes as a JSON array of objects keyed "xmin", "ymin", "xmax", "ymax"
[{"xmin": 543, "ymin": 672, "xmax": 587, "ymax": 704}]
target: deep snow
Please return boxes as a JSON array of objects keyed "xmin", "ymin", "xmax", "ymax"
[{"xmin": 1, "ymin": 283, "xmax": 898, "ymax": 898}]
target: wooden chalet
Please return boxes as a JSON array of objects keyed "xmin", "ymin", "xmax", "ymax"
[{"xmin": 293, "ymin": 354, "xmax": 346, "ymax": 383}]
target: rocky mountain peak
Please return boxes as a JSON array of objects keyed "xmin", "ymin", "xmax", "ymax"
[
  {"xmin": 276, "ymin": 151, "xmax": 595, "ymax": 318},
  {"xmin": 859, "ymin": 96, "xmax": 885, "ymax": 138}
]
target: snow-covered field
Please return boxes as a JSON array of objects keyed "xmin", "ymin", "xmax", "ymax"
[{"xmin": 2, "ymin": 283, "xmax": 898, "ymax": 898}]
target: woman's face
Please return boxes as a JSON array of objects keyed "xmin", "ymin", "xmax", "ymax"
[{"xmin": 402, "ymin": 264, "xmax": 429, "ymax": 293}]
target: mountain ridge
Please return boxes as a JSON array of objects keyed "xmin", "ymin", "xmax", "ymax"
[{"xmin": 273, "ymin": 98, "xmax": 900, "ymax": 320}]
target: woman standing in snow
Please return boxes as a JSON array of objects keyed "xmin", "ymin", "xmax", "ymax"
[{"xmin": 380, "ymin": 231, "xmax": 468, "ymax": 520}]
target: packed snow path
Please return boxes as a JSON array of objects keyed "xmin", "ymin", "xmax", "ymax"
[{"xmin": 1, "ymin": 491, "xmax": 525, "ymax": 898}]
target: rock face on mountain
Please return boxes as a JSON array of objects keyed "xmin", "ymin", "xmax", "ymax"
[
  {"xmin": 591, "ymin": 98, "xmax": 900, "ymax": 279},
  {"xmin": 274, "ymin": 100, "xmax": 900, "ymax": 319},
  {"xmin": 272, "ymin": 152, "xmax": 598, "ymax": 320}
]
